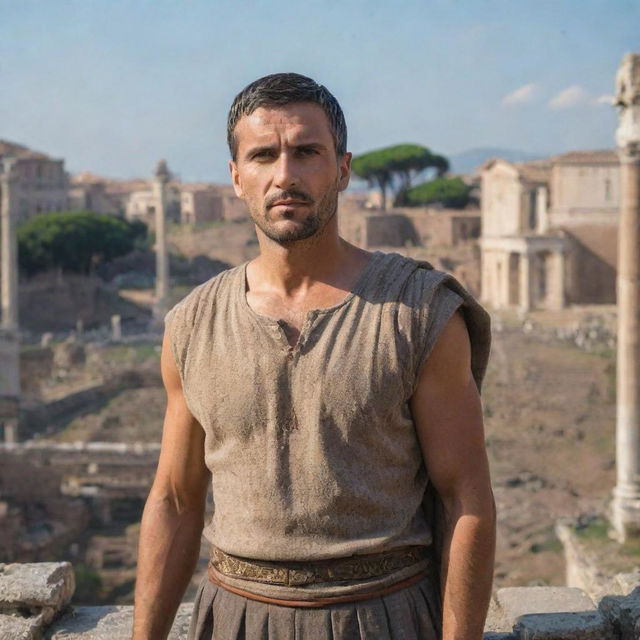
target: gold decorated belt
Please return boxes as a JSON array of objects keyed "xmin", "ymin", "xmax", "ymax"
[{"xmin": 209, "ymin": 545, "xmax": 429, "ymax": 587}]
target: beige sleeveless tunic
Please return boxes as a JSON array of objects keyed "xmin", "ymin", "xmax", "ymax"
[{"xmin": 166, "ymin": 251, "xmax": 490, "ymax": 603}]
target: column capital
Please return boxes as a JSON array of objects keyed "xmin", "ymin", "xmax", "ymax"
[
  {"xmin": 616, "ymin": 54, "xmax": 640, "ymax": 159},
  {"xmin": 154, "ymin": 159, "xmax": 171, "ymax": 184},
  {"xmin": 618, "ymin": 141, "xmax": 640, "ymax": 164},
  {"xmin": 0, "ymin": 158, "xmax": 20, "ymax": 184}
]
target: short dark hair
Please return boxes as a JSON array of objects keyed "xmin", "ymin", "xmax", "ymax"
[{"xmin": 227, "ymin": 73, "xmax": 347, "ymax": 160}]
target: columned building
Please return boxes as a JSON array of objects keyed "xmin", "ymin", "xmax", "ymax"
[
  {"xmin": 480, "ymin": 151, "xmax": 619, "ymax": 311},
  {"xmin": 0, "ymin": 140, "xmax": 68, "ymax": 221}
]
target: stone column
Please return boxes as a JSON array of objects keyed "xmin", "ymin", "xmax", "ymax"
[
  {"xmin": 519, "ymin": 252, "xmax": 532, "ymax": 312},
  {"xmin": 0, "ymin": 159, "xmax": 21, "ymax": 439},
  {"xmin": 536, "ymin": 186, "xmax": 549, "ymax": 234},
  {"xmin": 612, "ymin": 53, "xmax": 640, "ymax": 541},
  {"xmin": 548, "ymin": 249, "xmax": 565, "ymax": 311},
  {"xmin": 151, "ymin": 160, "xmax": 171, "ymax": 327},
  {"xmin": 111, "ymin": 314, "xmax": 122, "ymax": 341},
  {"xmin": 501, "ymin": 253, "xmax": 511, "ymax": 308},
  {"xmin": 1, "ymin": 159, "xmax": 19, "ymax": 331}
]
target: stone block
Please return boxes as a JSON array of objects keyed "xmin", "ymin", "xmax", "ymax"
[
  {"xmin": 0, "ymin": 562, "xmax": 75, "ymax": 619},
  {"xmin": 485, "ymin": 595, "xmax": 510, "ymax": 633},
  {"xmin": 0, "ymin": 612, "xmax": 45, "ymax": 640},
  {"xmin": 483, "ymin": 634, "xmax": 516, "ymax": 640},
  {"xmin": 496, "ymin": 586, "xmax": 595, "ymax": 626},
  {"xmin": 47, "ymin": 602, "xmax": 193, "ymax": 639},
  {"xmin": 513, "ymin": 611, "xmax": 612, "ymax": 639},
  {"xmin": 615, "ymin": 571, "xmax": 640, "ymax": 595},
  {"xmin": 599, "ymin": 586, "xmax": 640, "ymax": 640}
]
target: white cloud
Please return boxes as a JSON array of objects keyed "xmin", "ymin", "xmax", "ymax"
[
  {"xmin": 548, "ymin": 85, "xmax": 588, "ymax": 109},
  {"xmin": 502, "ymin": 83, "xmax": 537, "ymax": 107},
  {"xmin": 594, "ymin": 94, "xmax": 615, "ymax": 106}
]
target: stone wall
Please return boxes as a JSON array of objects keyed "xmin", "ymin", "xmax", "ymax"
[
  {"xmin": 549, "ymin": 156, "xmax": 620, "ymax": 228},
  {"xmin": 563, "ymin": 226, "xmax": 617, "ymax": 306},
  {"xmin": 397, "ymin": 206, "xmax": 481, "ymax": 247},
  {"xmin": 4, "ymin": 562, "xmax": 640, "ymax": 639},
  {"xmin": 18, "ymin": 273, "xmax": 149, "ymax": 333},
  {"xmin": 17, "ymin": 368, "xmax": 162, "ymax": 441},
  {"xmin": 338, "ymin": 209, "xmax": 419, "ymax": 248},
  {"xmin": 339, "ymin": 206, "xmax": 480, "ymax": 250}
]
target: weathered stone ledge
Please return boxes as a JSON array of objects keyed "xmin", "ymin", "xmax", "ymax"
[
  {"xmin": 557, "ymin": 518, "xmax": 640, "ymax": 601},
  {"xmin": 3, "ymin": 562, "xmax": 640, "ymax": 639}
]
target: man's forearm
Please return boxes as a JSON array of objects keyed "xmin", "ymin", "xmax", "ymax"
[
  {"xmin": 132, "ymin": 495, "xmax": 204, "ymax": 640},
  {"xmin": 440, "ymin": 498, "xmax": 496, "ymax": 640}
]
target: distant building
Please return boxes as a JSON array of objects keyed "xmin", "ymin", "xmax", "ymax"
[
  {"xmin": 479, "ymin": 150, "xmax": 619, "ymax": 311},
  {"xmin": 0, "ymin": 140, "xmax": 68, "ymax": 221},
  {"xmin": 101, "ymin": 179, "xmax": 149, "ymax": 218},
  {"xmin": 122, "ymin": 181, "xmax": 246, "ymax": 228},
  {"xmin": 399, "ymin": 207, "xmax": 481, "ymax": 248},
  {"xmin": 549, "ymin": 150, "xmax": 619, "ymax": 227},
  {"xmin": 180, "ymin": 184, "xmax": 224, "ymax": 226},
  {"xmin": 125, "ymin": 182, "xmax": 181, "ymax": 227},
  {"xmin": 68, "ymin": 172, "xmax": 122, "ymax": 216},
  {"xmin": 215, "ymin": 184, "xmax": 249, "ymax": 221},
  {"xmin": 339, "ymin": 203, "xmax": 480, "ymax": 251}
]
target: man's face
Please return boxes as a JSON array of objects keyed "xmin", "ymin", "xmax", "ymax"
[{"xmin": 229, "ymin": 102, "xmax": 351, "ymax": 244}]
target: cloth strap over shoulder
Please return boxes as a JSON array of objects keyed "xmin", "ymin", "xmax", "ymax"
[{"xmin": 415, "ymin": 261, "xmax": 491, "ymax": 393}]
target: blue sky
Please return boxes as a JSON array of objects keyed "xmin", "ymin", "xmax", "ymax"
[{"xmin": 1, "ymin": 0, "xmax": 637, "ymax": 182}]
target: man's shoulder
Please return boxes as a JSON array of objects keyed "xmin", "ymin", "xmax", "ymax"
[
  {"xmin": 372, "ymin": 251, "xmax": 457, "ymax": 305},
  {"xmin": 165, "ymin": 263, "xmax": 243, "ymax": 327}
]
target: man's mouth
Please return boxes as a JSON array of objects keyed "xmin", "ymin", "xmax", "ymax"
[{"xmin": 271, "ymin": 200, "xmax": 308, "ymax": 207}]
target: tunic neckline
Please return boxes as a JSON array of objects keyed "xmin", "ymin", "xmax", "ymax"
[
  {"xmin": 239, "ymin": 250, "xmax": 384, "ymax": 324},
  {"xmin": 239, "ymin": 251, "xmax": 384, "ymax": 352}
]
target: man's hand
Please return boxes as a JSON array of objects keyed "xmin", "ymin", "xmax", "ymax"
[
  {"xmin": 411, "ymin": 310, "xmax": 496, "ymax": 640},
  {"xmin": 132, "ymin": 330, "xmax": 210, "ymax": 640}
]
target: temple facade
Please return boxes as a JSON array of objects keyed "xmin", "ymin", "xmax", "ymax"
[{"xmin": 480, "ymin": 150, "xmax": 618, "ymax": 311}]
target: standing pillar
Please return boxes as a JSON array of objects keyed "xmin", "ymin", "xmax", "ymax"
[
  {"xmin": 1, "ymin": 159, "xmax": 19, "ymax": 331},
  {"xmin": 519, "ymin": 252, "xmax": 532, "ymax": 312},
  {"xmin": 0, "ymin": 159, "xmax": 21, "ymax": 442},
  {"xmin": 612, "ymin": 53, "xmax": 640, "ymax": 541},
  {"xmin": 151, "ymin": 160, "xmax": 171, "ymax": 327},
  {"xmin": 548, "ymin": 249, "xmax": 565, "ymax": 311}
]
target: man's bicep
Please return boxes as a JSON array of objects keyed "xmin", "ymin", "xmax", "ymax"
[
  {"xmin": 150, "ymin": 330, "xmax": 209, "ymax": 508},
  {"xmin": 410, "ymin": 311, "xmax": 489, "ymax": 501}
]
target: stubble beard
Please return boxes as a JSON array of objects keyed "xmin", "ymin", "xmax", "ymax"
[{"xmin": 249, "ymin": 185, "xmax": 339, "ymax": 245}]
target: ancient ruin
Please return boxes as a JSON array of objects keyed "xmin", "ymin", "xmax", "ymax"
[
  {"xmin": 0, "ymin": 157, "xmax": 21, "ymax": 444},
  {"xmin": 1, "ymin": 158, "xmax": 19, "ymax": 332},
  {"xmin": 0, "ymin": 140, "xmax": 68, "ymax": 221},
  {"xmin": 2, "ymin": 37, "xmax": 640, "ymax": 638},
  {"xmin": 151, "ymin": 160, "xmax": 171, "ymax": 327},
  {"xmin": 479, "ymin": 150, "xmax": 618, "ymax": 312},
  {"xmin": 612, "ymin": 52, "xmax": 640, "ymax": 541}
]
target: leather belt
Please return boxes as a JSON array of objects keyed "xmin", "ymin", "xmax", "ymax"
[
  {"xmin": 209, "ymin": 545, "xmax": 429, "ymax": 587},
  {"xmin": 208, "ymin": 568, "xmax": 429, "ymax": 607}
]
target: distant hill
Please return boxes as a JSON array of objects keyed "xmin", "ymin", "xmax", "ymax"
[{"xmin": 448, "ymin": 147, "xmax": 548, "ymax": 175}]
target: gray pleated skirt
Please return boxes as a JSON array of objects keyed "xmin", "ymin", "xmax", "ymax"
[{"xmin": 186, "ymin": 575, "xmax": 441, "ymax": 640}]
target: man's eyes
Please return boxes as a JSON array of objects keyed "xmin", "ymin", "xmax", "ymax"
[
  {"xmin": 252, "ymin": 150, "xmax": 276, "ymax": 160},
  {"xmin": 250, "ymin": 148, "xmax": 318, "ymax": 160}
]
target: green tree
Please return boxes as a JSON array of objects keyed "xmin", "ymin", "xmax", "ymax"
[
  {"xmin": 403, "ymin": 176, "xmax": 472, "ymax": 209},
  {"xmin": 351, "ymin": 144, "xmax": 449, "ymax": 210},
  {"xmin": 18, "ymin": 211, "xmax": 148, "ymax": 277}
]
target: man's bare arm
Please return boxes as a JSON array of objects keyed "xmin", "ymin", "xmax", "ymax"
[
  {"xmin": 132, "ymin": 331, "xmax": 210, "ymax": 640},
  {"xmin": 411, "ymin": 311, "xmax": 496, "ymax": 640}
]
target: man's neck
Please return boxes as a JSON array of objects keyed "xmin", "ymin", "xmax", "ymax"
[{"xmin": 250, "ymin": 218, "xmax": 365, "ymax": 298}]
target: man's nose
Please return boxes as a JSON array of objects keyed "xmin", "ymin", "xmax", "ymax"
[{"xmin": 273, "ymin": 152, "xmax": 298, "ymax": 189}]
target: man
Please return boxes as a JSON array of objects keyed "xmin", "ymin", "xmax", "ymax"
[{"xmin": 132, "ymin": 73, "xmax": 495, "ymax": 640}]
